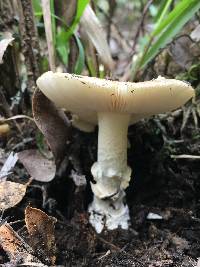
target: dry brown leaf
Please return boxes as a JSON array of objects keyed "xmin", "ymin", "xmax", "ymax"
[
  {"xmin": 0, "ymin": 37, "xmax": 14, "ymax": 64},
  {"xmin": 25, "ymin": 206, "xmax": 57, "ymax": 265},
  {"xmin": 0, "ymin": 181, "xmax": 27, "ymax": 210},
  {"xmin": 18, "ymin": 149, "xmax": 56, "ymax": 182},
  {"xmin": 32, "ymin": 88, "xmax": 71, "ymax": 165},
  {"xmin": 0, "ymin": 223, "xmax": 40, "ymax": 264},
  {"xmin": 80, "ymin": 5, "xmax": 115, "ymax": 71},
  {"xmin": 0, "ymin": 152, "xmax": 18, "ymax": 180},
  {"xmin": 169, "ymin": 36, "xmax": 195, "ymax": 70}
]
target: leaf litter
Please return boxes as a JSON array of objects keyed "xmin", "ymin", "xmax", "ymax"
[
  {"xmin": 0, "ymin": 206, "xmax": 56, "ymax": 266},
  {"xmin": 25, "ymin": 206, "xmax": 57, "ymax": 265},
  {"xmin": 0, "ymin": 181, "xmax": 27, "ymax": 210},
  {"xmin": 0, "ymin": 152, "xmax": 18, "ymax": 180},
  {"xmin": 18, "ymin": 149, "xmax": 56, "ymax": 183}
]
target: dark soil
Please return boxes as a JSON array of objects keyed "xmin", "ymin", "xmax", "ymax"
[{"xmin": 1, "ymin": 114, "xmax": 199, "ymax": 267}]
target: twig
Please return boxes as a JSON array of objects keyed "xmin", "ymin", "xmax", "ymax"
[
  {"xmin": 0, "ymin": 114, "xmax": 35, "ymax": 123},
  {"xmin": 107, "ymin": 0, "xmax": 116, "ymax": 42},
  {"xmin": 98, "ymin": 250, "xmax": 111, "ymax": 260},
  {"xmin": 9, "ymin": 219, "xmax": 25, "ymax": 225},
  {"xmin": 171, "ymin": 154, "xmax": 200, "ymax": 159},
  {"xmin": 132, "ymin": 0, "xmax": 153, "ymax": 55},
  {"xmin": 11, "ymin": 137, "xmax": 34, "ymax": 150},
  {"xmin": 95, "ymin": 234, "xmax": 122, "ymax": 251},
  {"xmin": 97, "ymin": 5, "xmax": 132, "ymax": 50}
]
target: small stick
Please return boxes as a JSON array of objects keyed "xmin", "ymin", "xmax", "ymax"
[
  {"xmin": 171, "ymin": 154, "xmax": 200, "ymax": 159},
  {"xmin": 0, "ymin": 114, "xmax": 35, "ymax": 123},
  {"xmin": 131, "ymin": 0, "xmax": 153, "ymax": 55}
]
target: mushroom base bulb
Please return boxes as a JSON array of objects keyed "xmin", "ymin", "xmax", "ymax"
[
  {"xmin": 89, "ymin": 192, "xmax": 130, "ymax": 233},
  {"xmin": 91, "ymin": 162, "xmax": 132, "ymax": 199}
]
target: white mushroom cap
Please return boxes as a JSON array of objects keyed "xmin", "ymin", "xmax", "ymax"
[{"xmin": 36, "ymin": 71, "xmax": 195, "ymax": 129}]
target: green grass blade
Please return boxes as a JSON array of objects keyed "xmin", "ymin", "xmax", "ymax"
[
  {"xmin": 32, "ymin": 0, "xmax": 42, "ymax": 18},
  {"xmin": 140, "ymin": 1, "xmax": 200, "ymax": 68},
  {"xmin": 87, "ymin": 57, "xmax": 97, "ymax": 77},
  {"xmin": 152, "ymin": 0, "xmax": 198, "ymax": 36},
  {"xmin": 74, "ymin": 35, "xmax": 85, "ymax": 74},
  {"xmin": 155, "ymin": 0, "xmax": 173, "ymax": 27},
  {"xmin": 55, "ymin": 0, "xmax": 89, "ymax": 66},
  {"xmin": 153, "ymin": 0, "xmax": 168, "ymax": 22},
  {"xmin": 63, "ymin": 0, "xmax": 89, "ymax": 42}
]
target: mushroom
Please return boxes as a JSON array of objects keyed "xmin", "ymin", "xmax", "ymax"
[{"xmin": 36, "ymin": 72, "xmax": 195, "ymax": 233}]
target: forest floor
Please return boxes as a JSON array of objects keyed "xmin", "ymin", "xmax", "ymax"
[
  {"xmin": 0, "ymin": 2, "xmax": 200, "ymax": 267},
  {"xmin": 0, "ymin": 114, "xmax": 199, "ymax": 267}
]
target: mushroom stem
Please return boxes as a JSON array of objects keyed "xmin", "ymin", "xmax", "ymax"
[
  {"xmin": 89, "ymin": 112, "xmax": 132, "ymax": 232},
  {"xmin": 98, "ymin": 112, "xmax": 130, "ymax": 174}
]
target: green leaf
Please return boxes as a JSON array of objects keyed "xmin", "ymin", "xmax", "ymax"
[
  {"xmin": 61, "ymin": 0, "xmax": 89, "ymax": 43},
  {"xmin": 55, "ymin": 0, "xmax": 89, "ymax": 66},
  {"xmin": 56, "ymin": 29, "xmax": 69, "ymax": 65},
  {"xmin": 153, "ymin": 0, "xmax": 168, "ymax": 22},
  {"xmin": 140, "ymin": 0, "xmax": 200, "ymax": 68},
  {"xmin": 32, "ymin": 0, "xmax": 42, "ymax": 17},
  {"xmin": 57, "ymin": 45, "xmax": 69, "ymax": 65},
  {"xmin": 74, "ymin": 35, "xmax": 85, "ymax": 74},
  {"xmin": 87, "ymin": 57, "xmax": 97, "ymax": 77},
  {"xmin": 152, "ymin": 0, "xmax": 198, "ymax": 36},
  {"xmin": 154, "ymin": 0, "xmax": 173, "ymax": 27}
]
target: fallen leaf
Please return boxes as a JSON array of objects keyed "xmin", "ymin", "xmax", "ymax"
[
  {"xmin": 25, "ymin": 206, "xmax": 57, "ymax": 265},
  {"xmin": 80, "ymin": 5, "xmax": 115, "ymax": 70},
  {"xmin": 0, "ymin": 223, "xmax": 41, "ymax": 264},
  {"xmin": 0, "ymin": 37, "xmax": 14, "ymax": 64},
  {"xmin": 18, "ymin": 149, "xmax": 56, "ymax": 182},
  {"xmin": 0, "ymin": 181, "xmax": 27, "ymax": 210},
  {"xmin": 0, "ymin": 152, "xmax": 18, "ymax": 180},
  {"xmin": 32, "ymin": 88, "xmax": 71, "ymax": 165}
]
